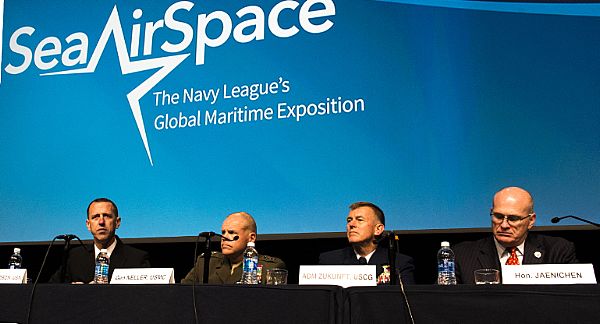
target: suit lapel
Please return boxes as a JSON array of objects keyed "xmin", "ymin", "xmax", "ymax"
[
  {"xmin": 477, "ymin": 237, "xmax": 501, "ymax": 269},
  {"xmin": 87, "ymin": 245, "xmax": 96, "ymax": 265},
  {"xmin": 369, "ymin": 246, "xmax": 388, "ymax": 277},
  {"xmin": 343, "ymin": 247, "xmax": 360, "ymax": 265},
  {"xmin": 85, "ymin": 244, "xmax": 96, "ymax": 277},
  {"xmin": 369, "ymin": 246, "xmax": 387, "ymax": 266},
  {"xmin": 523, "ymin": 234, "xmax": 544, "ymax": 264},
  {"xmin": 109, "ymin": 239, "xmax": 127, "ymax": 269}
]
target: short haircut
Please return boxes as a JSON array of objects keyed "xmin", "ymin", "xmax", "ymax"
[
  {"xmin": 349, "ymin": 202, "xmax": 385, "ymax": 225},
  {"xmin": 87, "ymin": 198, "xmax": 119, "ymax": 218}
]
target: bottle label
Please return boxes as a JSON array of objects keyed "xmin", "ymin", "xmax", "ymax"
[
  {"xmin": 95, "ymin": 263, "xmax": 110, "ymax": 283},
  {"xmin": 243, "ymin": 257, "xmax": 258, "ymax": 273},
  {"xmin": 9, "ymin": 256, "xmax": 22, "ymax": 269},
  {"xmin": 438, "ymin": 260, "xmax": 455, "ymax": 273},
  {"xmin": 438, "ymin": 259, "xmax": 456, "ymax": 285}
]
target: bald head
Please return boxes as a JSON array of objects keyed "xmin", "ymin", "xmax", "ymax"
[
  {"xmin": 493, "ymin": 187, "xmax": 534, "ymax": 214},
  {"xmin": 224, "ymin": 212, "xmax": 257, "ymax": 233}
]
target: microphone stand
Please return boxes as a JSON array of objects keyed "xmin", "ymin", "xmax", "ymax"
[
  {"xmin": 59, "ymin": 237, "xmax": 74, "ymax": 283},
  {"xmin": 202, "ymin": 232, "xmax": 215, "ymax": 284},
  {"xmin": 192, "ymin": 231, "xmax": 235, "ymax": 324},
  {"xmin": 53, "ymin": 234, "xmax": 88, "ymax": 283},
  {"xmin": 383, "ymin": 231, "xmax": 414, "ymax": 323},
  {"xmin": 387, "ymin": 231, "xmax": 398, "ymax": 285}
]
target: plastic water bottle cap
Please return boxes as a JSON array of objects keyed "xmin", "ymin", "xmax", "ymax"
[
  {"xmin": 246, "ymin": 242, "xmax": 255, "ymax": 248},
  {"xmin": 441, "ymin": 241, "xmax": 450, "ymax": 247},
  {"xmin": 14, "ymin": 248, "xmax": 21, "ymax": 254}
]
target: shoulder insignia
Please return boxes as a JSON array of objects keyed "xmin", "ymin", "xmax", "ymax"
[
  {"xmin": 198, "ymin": 251, "xmax": 223, "ymax": 259},
  {"xmin": 260, "ymin": 255, "xmax": 280, "ymax": 262}
]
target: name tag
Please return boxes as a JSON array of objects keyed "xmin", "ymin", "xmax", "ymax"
[
  {"xmin": 502, "ymin": 264, "xmax": 597, "ymax": 284},
  {"xmin": 110, "ymin": 268, "xmax": 174, "ymax": 284},
  {"xmin": 298, "ymin": 265, "xmax": 376, "ymax": 288},
  {"xmin": 0, "ymin": 269, "xmax": 27, "ymax": 284}
]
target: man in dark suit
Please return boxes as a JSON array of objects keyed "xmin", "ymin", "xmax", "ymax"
[
  {"xmin": 50, "ymin": 198, "xmax": 150, "ymax": 283},
  {"xmin": 318, "ymin": 202, "xmax": 416, "ymax": 284},
  {"xmin": 454, "ymin": 187, "xmax": 578, "ymax": 284}
]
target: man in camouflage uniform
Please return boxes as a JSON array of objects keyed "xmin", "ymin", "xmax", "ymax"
[{"xmin": 182, "ymin": 212, "xmax": 285, "ymax": 284}]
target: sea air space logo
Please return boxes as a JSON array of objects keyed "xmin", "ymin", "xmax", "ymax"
[{"xmin": 0, "ymin": 0, "xmax": 336, "ymax": 165}]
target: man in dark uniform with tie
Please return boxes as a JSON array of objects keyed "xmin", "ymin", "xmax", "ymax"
[
  {"xmin": 318, "ymin": 202, "xmax": 415, "ymax": 284},
  {"xmin": 454, "ymin": 187, "xmax": 578, "ymax": 284}
]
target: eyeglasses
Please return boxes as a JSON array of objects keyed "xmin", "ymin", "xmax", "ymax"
[{"xmin": 490, "ymin": 212, "xmax": 532, "ymax": 225}]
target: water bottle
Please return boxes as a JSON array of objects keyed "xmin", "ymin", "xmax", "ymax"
[
  {"xmin": 8, "ymin": 248, "xmax": 23, "ymax": 269},
  {"xmin": 240, "ymin": 242, "xmax": 259, "ymax": 284},
  {"xmin": 437, "ymin": 241, "xmax": 457, "ymax": 285},
  {"xmin": 94, "ymin": 249, "xmax": 110, "ymax": 284}
]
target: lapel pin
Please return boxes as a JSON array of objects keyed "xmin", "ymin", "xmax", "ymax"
[{"xmin": 534, "ymin": 251, "xmax": 542, "ymax": 259}]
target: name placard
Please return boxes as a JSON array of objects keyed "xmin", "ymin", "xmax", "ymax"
[
  {"xmin": 298, "ymin": 265, "xmax": 377, "ymax": 288},
  {"xmin": 502, "ymin": 264, "xmax": 597, "ymax": 284},
  {"xmin": 0, "ymin": 269, "xmax": 27, "ymax": 284},
  {"xmin": 110, "ymin": 268, "xmax": 174, "ymax": 284}
]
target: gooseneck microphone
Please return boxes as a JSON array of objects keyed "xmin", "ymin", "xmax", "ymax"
[
  {"xmin": 551, "ymin": 215, "xmax": 600, "ymax": 228},
  {"xmin": 55, "ymin": 234, "xmax": 90, "ymax": 282},
  {"xmin": 55, "ymin": 234, "xmax": 90, "ymax": 253},
  {"xmin": 55, "ymin": 234, "xmax": 77, "ymax": 240},
  {"xmin": 198, "ymin": 231, "xmax": 239, "ymax": 241}
]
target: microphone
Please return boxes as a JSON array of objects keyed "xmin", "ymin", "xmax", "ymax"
[
  {"xmin": 199, "ymin": 231, "xmax": 239, "ymax": 241},
  {"xmin": 55, "ymin": 234, "xmax": 89, "ymax": 251},
  {"xmin": 55, "ymin": 234, "xmax": 77, "ymax": 240},
  {"xmin": 376, "ymin": 230, "xmax": 394, "ymax": 243},
  {"xmin": 551, "ymin": 215, "xmax": 600, "ymax": 227},
  {"xmin": 380, "ymin": 231, "xmax": 394, "ymax": 238}
]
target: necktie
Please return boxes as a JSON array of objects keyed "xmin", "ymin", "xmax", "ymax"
[
  {"xmin": 358, "ymin": 257, "xmax": 367, "ymax": 265},
  {"xmin": 505, "ymin": 247, "xmax": 520, "ymax": 265}
]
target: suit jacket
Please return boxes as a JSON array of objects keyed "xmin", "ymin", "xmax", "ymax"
[
  {"xmin": 49, "ymin": 237, "xmax": 151, "ymax": 283},
  {"xmin": 181, "ymin": 251, "xmax": 286, "ymax": 284},
  {"xmin": 318, "ymin": 246, "xmax": 416, "ymax": 284},
  {"xmin": 454, "ymin": 233, "xmax": 578, "ymax": 284}
]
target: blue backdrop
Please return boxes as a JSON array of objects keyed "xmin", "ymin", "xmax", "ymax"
[{"xmin": 1, "ymin": 0, "xmax": 599, "ymax": 242}]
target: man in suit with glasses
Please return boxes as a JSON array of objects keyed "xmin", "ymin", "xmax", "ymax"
[{"xmin": 454, "ymin": 187, "xmax": 578, "ymax": 284}]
